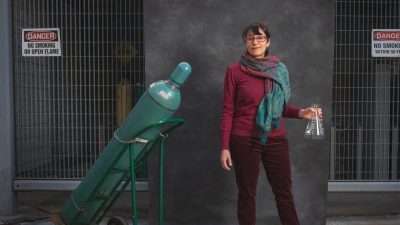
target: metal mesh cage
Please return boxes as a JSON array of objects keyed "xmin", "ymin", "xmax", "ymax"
[
  {"xmin": 13, "ymin": 0, "xmax": 145, "ymax": 179},
  {"xmin": 332, "ymin": 0, "xmax": 400, "ymax": 181}
]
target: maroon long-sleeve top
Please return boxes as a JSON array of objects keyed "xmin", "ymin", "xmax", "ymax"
[{"xmin": 220, "ymin": 62, "xmax": 302, "ymax": 150}]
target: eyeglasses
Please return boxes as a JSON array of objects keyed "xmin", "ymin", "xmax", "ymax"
[{"xmin": 245, "ymin": 36, "xmax": 267, "ymax": 42}]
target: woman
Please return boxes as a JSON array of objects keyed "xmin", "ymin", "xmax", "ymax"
[{"xmin": 220, "ymin": 23, "xmax": 322, "ymax": 225}]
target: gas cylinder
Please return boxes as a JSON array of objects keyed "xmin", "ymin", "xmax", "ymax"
[
  {"xmin": 116, "ymin": 78, "xmax": 133, "ymax": 126},
  {"xmin": 61, "ymin": 62, "xmax": 191, "ymax": 225}
]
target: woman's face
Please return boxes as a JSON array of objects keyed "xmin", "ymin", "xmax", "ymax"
[{"xmin": 244, "ymin": 28, "xmax": 271, "ymax": 58}]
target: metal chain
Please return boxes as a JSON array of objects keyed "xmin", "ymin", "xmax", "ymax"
[
  {"xmin": 113, "ymin": 129, "xmax": 149, "ymax": 144},
  {"xmin": 159, "ymin": 133, "xmax": 168, "ymax": 139},
  {"xmin": 71, "ymin": 194, "xmax": 86, "ymax": 214}
]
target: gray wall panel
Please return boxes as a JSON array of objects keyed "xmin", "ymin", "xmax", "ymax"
[
  {"xmin": 145, "ymin": 1, "xmax": 334, "ymax": 224},
  {"xmin": 0, "ymin": 0, "xmax": 16, "ymax": 216}
]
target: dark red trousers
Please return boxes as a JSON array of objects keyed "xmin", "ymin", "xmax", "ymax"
[{"xmin": 230, "ymin": 135, "xmax": 300, "ymax": 225}]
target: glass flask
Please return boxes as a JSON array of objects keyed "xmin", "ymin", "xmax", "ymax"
[{"xmin": 304, "ymin": 104, "xmax": 325, "ymax": 140}]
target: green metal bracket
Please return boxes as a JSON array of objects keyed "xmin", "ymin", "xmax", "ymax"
[
  {"xmin": 128, "ymin": 118, "xmax": 184, "ymax": 225},
  {"xmin": 57, "ymin": 118, "xmax": 184, "ymax": 225},
  {"xmin": 87, "ymin": 118, "xmax": 184, "ymax": 225}
]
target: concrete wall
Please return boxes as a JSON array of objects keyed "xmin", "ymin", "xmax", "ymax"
[
  {"xmin": 0, "ymin": 0, "xmax": 17, "ymax": 216},
  {"xmin": 145, "ymin": 0, "xmax": 334, "ymax": 224}
]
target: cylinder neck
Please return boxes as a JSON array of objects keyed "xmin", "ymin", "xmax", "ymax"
[
  {"xmin": 165, "ymin": 80, "xmax": 179, "ymax": 91},
  {"xmin": 169, "ymin": 62, "xmax": 191, "ymax": 87}
]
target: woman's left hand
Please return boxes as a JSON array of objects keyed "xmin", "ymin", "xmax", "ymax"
[{"xmin": 299, "ymin": 107, "xmax": 323, "ymax": 120}]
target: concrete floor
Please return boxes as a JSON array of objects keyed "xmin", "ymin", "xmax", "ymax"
[
  {"xmin": 325, "ymin": 192, "xmax": 400, "ymax": 225},
  {"xmin": 1, "ymin": 191, "xmax": 148, "ymax": 225},
  {"xmin": 327, "ymin": 192, "xmax": 400, "ymax": 216},
  {"xmin": 1, "ymin": 191, "xmax": 400, "ymax": 225},
  {"xmin": 326, "ymin": 215, "xmax": 400, "ymax": 225}
]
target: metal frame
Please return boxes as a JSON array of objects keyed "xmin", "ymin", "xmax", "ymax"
[
  {"xmin": 128, "ymin": 118, "xmax": 184, "ymax": 225},
  {"xmin": 58, "ymin": 118, "xmax": 184, "ymax": 225},
  {"xmin": 328, "ymin": 182, "xmax": 400, "ymax": 192},
  {"xmin": 13, "ymin": 180, "xmax": 148, "ymax": 192}
]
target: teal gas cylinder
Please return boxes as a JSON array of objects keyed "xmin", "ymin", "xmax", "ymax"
[{"xmin": 60, "ymin": 62, "xmax": 191, "ymax": 225}]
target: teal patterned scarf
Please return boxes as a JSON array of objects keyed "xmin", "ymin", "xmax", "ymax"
[{"xmin": 240, "ymin": 52, "xmax": 291, "ymax": 144}]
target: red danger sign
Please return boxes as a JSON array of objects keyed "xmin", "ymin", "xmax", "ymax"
[
  {"xmin": 22, "ymin": 28, "xmax": 62, "ymax": 57},
  {"xmin": 372, "ymin": 29, "xmax": 400, "ymax": 57},
  {"xmin": 373, "ymin": 31, "xmax": 400, "ymax": 41},
  {"xmin": 24, "ymin": 31, "xmax": 58, "ymax": 42}
]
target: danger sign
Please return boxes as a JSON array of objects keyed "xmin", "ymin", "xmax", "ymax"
[
  {"xmin": 22, "ymin": 28, "xmax": 62, "ymax": 57},
  {"xmin": 372, "ymin": 29, "xmax": 400, "ymax": 57}
]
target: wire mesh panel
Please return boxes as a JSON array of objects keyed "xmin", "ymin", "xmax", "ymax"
[
  {"xmin": 13, "ymin": 0, "xmax": 145, "ymax": 179},
  {"xmin": 332, "ymin": 0, "xmax": 400, "ymax": 181}
]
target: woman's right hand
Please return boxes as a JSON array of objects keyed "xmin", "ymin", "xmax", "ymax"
[
  {"xmin": 299, "ymin": 107, "xmax": 323, "ymax": 120},
  {"xmin": 220, "ymin": 149, "xmax": 233, "ymax": 171}
]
